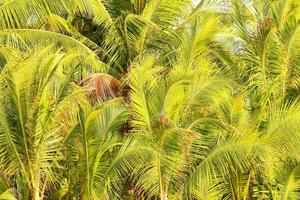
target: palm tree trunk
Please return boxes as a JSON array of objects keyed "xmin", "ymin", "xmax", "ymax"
[
  {"xmin": 31, "ymin": 187, "xmax": 41, "ymax": 200},
  {"xmin": 31, "ymin": 167, "xmax": 41, "ymax": 200}
]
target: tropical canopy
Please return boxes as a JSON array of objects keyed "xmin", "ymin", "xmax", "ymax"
[{"xmin": 0, "ymin": 0, "xmax": 299, "ymax": 199}]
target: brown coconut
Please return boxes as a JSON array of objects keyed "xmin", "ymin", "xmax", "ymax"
[{"xmin": 78, "ymin": 73, "xmax": 120, "ymax": 102}]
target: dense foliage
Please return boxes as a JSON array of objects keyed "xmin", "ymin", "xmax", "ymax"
[{"xmin": 0, "ymin": 0, "xmax": 299, "ymax": 199}]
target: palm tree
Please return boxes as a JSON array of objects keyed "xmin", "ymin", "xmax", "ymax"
[
  {"xmin": 0, "ymin": 0, "xmax": 299, "ymax": 199},
  {"xmin": 0, "ymin": 0, "xmax": 193, "ymax": 74},
  {"xmin": 0, "ymin": 46, "xmax": 90, "ymax": 199}
]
